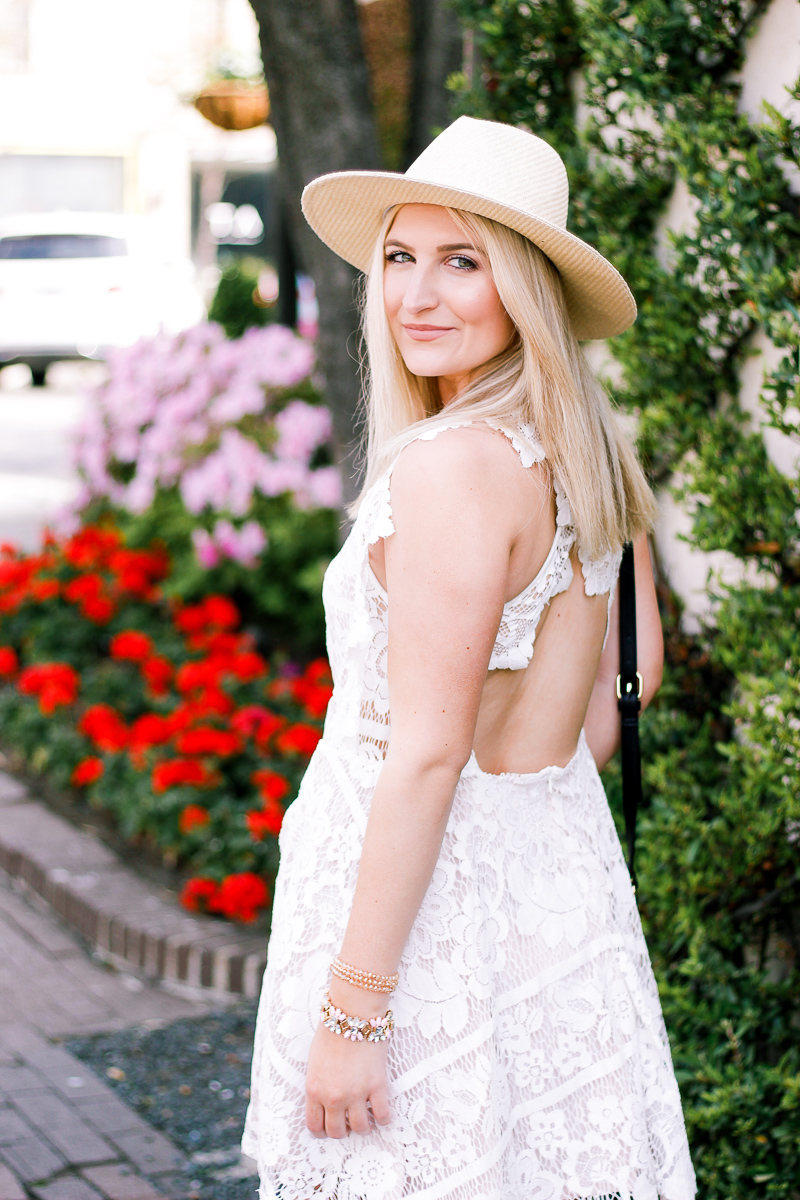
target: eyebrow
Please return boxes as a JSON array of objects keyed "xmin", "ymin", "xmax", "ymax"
[{"xmin": 384, "ymin": 239, "xmax": 479, "ymax": 253}]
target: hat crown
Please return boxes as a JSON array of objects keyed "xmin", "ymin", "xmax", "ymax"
[{"xmin": 405, "ymin": 116, "xmax": 569, "ymax": 231}]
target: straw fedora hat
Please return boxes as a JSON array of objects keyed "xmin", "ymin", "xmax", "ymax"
[{"xmin": 301, "ymin": 116, "xmax": 636, "ymax": 341}]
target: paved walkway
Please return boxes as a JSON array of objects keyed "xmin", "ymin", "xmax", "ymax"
[
  {"xmin": 0, "ymin": 872, "xmax": 225, "ymax": 1199},
  {"xmin": 0, "ymin": 364, "xmax": 92, "ymax": 551}
]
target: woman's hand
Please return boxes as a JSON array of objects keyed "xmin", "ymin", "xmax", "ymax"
[{"xmin": 305, "ymin": 1020, "xmax": 391, "ymax": 1138}]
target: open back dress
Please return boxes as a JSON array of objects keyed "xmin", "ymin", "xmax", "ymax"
[{"xmin": 242, "ymin": 421, "xmax": 696, "ymax": 1200}]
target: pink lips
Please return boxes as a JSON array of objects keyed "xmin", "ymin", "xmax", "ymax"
[{"xmin": 401, "ymin": 324, "xmax": 454, "ymax": 341}]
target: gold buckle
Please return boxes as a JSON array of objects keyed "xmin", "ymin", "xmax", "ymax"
[{"xmin": 616, "ymin": 671, "xmax": 643, "ymax": 701}]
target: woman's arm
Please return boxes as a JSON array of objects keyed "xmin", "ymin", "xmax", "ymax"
[
  {"xmin": 583, "ymin": 533, "xmax": 663, "ymax": 771},
  {"xmin": 305, "ymin": 429, "xmax": 519, "ymax": 1139}
]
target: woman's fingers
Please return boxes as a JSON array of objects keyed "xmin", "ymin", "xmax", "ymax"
[
  {"xmin": 369, "ymin": 1085, "xmax": 392, "ymax": 1126},
  {"xmin": 305, "ymin": 1096, "xmax": 326, "ymax": 1138},
  {"xmin": 324, "ymin": 1104, "xmax": 348, "ymax": 1139},
  {"xmin": 308, "ymin": 1093, "xmax": 391, "ymax": 1139},
  {"xmin": 346, "ymin": 1101, "xmax": 371, "ymax": 1134}
]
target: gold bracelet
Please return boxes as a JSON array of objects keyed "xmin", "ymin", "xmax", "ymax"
[
  {"xmin": 330, "ymin": 956, "xmax": 398, "ymax": 994},
  {"xmin": 321, "ymin": 992, "xmax": 394, "ymax": 1042}
]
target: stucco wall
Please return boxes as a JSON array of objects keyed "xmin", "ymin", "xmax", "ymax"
[{"xmin": 651, "ymin": 0, "xmax": 800, "ymax": 625}]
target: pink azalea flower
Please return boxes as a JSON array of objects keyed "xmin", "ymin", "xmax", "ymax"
[
  {"xmin": 192, "ymin": 527, "xmax": 222, "ymax": 569},
  {"xmin": 69, "ymin": 322, "xmax": 334, "ymax": 529},
  {"xmin": 308, "ymin": 466, "xmax": 343, "ymax": 510},
  {"xmin": 230, "ymin": 519, "xmax": 267, "ymax": 566},
  {"xmin": 274, "ymin": 401, "xmax": 332, "ymax": 463}
]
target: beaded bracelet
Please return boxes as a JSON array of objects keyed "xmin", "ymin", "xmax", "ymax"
[
  {"xmin": 330, "ymin": 956, "xmax": 399, "ymax": 994},
  {"xmin": 320, "ymin": 992, "xmax": 394, "ymax": 1042}
]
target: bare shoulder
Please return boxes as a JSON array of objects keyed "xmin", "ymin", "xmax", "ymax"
[{"xmin": 390, "ymin": 423, "xmax": 525, "ymax": 509}]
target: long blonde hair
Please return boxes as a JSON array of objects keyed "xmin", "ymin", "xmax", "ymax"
[{"xmin": 355, "ymin": 206, "xmax": 656, "ymax": 559}]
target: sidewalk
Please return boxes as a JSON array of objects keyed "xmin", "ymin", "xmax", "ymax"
[{"xmin": 0, "ymin": 801, "xmax": 250, "ymax": 1198}]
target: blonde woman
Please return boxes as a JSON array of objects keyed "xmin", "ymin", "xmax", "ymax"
[{"xmin": 243, "ymin": 117, "xmax": 696, "ymax": 1200}]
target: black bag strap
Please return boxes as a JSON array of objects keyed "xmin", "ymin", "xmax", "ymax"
[{"xmin": 617, "ymin": 541, "xmax": 641, "ymax": 889}]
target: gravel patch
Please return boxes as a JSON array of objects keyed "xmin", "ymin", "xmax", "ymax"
[{"xmin": 66, "ymin": 1002, "xmax": 260, "ymax": 1200}]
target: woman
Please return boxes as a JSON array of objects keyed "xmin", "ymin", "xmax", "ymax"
[{"xmin": 242, "ymin": 116, "xmax": 696, "ymax": 1200}]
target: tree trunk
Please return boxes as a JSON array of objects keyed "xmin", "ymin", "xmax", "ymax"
[
  {"xmin": 405, "ymin": 0, "xmax": 462, "ymax": 165},
  {"xmin": 248, "ymin": 0, "xmax": 382, "ymax": 505}
]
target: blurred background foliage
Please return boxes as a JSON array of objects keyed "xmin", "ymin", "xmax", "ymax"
[
  {"xmin": 207, "ymin": 256, "xmax": 276, "ymax": 339},
  {"xmin": 449, "ymin": 0, "xmax": 800, "ymax": 1193}
]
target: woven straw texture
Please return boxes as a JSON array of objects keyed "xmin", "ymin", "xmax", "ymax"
[{"xmin": 301, "ymin": 116, "xmax": 636, "ymax": 341}]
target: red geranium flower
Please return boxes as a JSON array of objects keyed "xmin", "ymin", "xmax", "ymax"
[
  {"xmin": 292, "ymin": 678, "xmax": 333, "ymax": 719},
  {"xmin": 72, "ymin": 756, "xmax": 105, "ymax": 786},
  {"xmin": 228, "ymin": 651, "xmax": 267, "ymax": 683},
  {"xmin": 0, "ymin": 646, "xmax": 18, "ymax": 677},
  {"xmin": 178, "ymin": 804, "xmax": 211, "ymax": 834},
  {"xmin": 129, "ymin": 713, "xmax": 176, "ymax": 750},
  {"xmin": 246, "ymin": 803, "xmax": 284, "ymax": 840},
  {"xmin": 202, "ymin": 631, "xmax": 251, "ymax": 655},
  {"xmin": 180, "ymin": 876, "xmax": 220, "ymax": 913},
  {"xmin": 78, "ymin": 704, "xmax": 129, "ymax": 752},
  {"xmin": 72, "ymin": 757, "xmax": 104, "ymax": 786},
  {"xmin": 251, "ymin": 768, "xmax": 290, "ymax": 803},
  {"xmin": 202, "ymin": 594, "xmax": 241, "ymax": 630},
  {"xmin": 209, "ymin": 872, "xmax": 270, "ymax": 922},
  {"xmin": 289, "ymin": 659, "xmax": 334, "ymax": 718},
  {"xmin": 82, "ymin": 595, "xmax": 116, "ymax": 624},
  {"xmin": 64, "ymin": 573, "xmax": 103, "ymax": 603},
  {"xmin": 184, "ymin": 687, "xmax": 235, "ymax": 719},
  {"xmin": 275, "ymin": 722, "xmax": 322, "ymax": 757},
  {"xmin": 109, "ymin": 547, "xmax": 170, "ymax": 597},
  {"xmin": 110, "ymin": 630, "xmax": 155, "ymax": 663},
  {"xmin": 305, "ymin": 658, "xmax": 333, "ymax": 684},
  {"xmin": 151, "ymin": 758, "xmax": 217, "ymax": 794},
  {"xmin": 18, "ymin": 662, "xmax": 79, "ymax": 713},
  {"xmin": 175, "ymin": 594, "xmax": 240, "ymax": 636},
  {"xmin": 63, "ymin": 526, "xmax": 121, "ymax": 570},
  {"xmin": 245, "ymin": 792, "xmax": 286, "ymax": 840},
  {"xmin": 175, "ymin": 726, "xmax": 243, "ymax": 757},
  {"xmin": 141, "ymin": 655, "xmax": 174, "ymax": 695},
  {"xmin": 175, "ymin": 659, "xmax": 220, "ymax": 695},
  {"xmin": 231, "ymin": 706, "xmax": 286, "ymax": 747},
  {"xmin": 30, "ymin": 579, "xmax": 60, "ymax": 603}
]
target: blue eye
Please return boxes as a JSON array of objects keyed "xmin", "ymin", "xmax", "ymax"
[
  {"xmin": 385, "ymin": 250, "xmax": 412, "ymax": 264},
  {"xmin": 449, "ymin": 255, "xmax": 478, "ymax": 271}
]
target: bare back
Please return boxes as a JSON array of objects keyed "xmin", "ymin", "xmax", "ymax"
[{"xmin": 369, "ymin": 421, "xmax": 619, "ymax": 776}]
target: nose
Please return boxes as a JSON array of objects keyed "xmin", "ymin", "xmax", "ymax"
[{"xmin": 401, "ymin": 261, "xmax": 439, "ymax": 317}]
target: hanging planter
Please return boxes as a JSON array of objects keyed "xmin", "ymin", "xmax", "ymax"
[{"xmin": 193, "ymin": 82, "xmax": 270, "ymax": 131}]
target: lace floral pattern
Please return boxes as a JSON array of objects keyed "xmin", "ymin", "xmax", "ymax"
[{"xmin": 242, "ymin": 424, "xmax": 696, "ymax": 1200}]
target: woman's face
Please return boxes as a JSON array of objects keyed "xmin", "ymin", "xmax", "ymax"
[{"xmin": 383, "ymin": 204, "xmax": 516, "ymax": 404}]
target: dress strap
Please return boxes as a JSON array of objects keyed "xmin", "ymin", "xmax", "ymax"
[
  {"xmin": 484, "ymin": 420, "xmax": 546, "ymax": 469},
  {"xmin": 362, "ymin": 418, "xmax": 548, "ymax": 549}
]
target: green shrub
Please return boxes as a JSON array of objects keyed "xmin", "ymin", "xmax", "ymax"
[{"xmin": 208, "ymin": 257, "xmax": 276, "ymax": 339}]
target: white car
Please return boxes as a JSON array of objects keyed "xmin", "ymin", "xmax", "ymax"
[{"xmin": 0, "ymin": 213, "xmax": 206, "ymax": 385}]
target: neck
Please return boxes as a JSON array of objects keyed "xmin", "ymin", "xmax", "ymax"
[{"xmin": 437, "ymin": 372, "xmax": 470, "ymax": 407}]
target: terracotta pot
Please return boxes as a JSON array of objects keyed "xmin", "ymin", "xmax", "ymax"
[{"xmin": 193, "ymin": 83, "xmax": 270, "ymax": 131}]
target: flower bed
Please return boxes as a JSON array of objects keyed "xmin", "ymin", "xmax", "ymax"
[{"xmin": 0, "ymin": 524, "xmax": 332, "ymax": 924}]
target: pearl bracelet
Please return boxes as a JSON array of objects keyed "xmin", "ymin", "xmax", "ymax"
[
  {"xmin": 320, "ymin": 992, "xmax": 395, "ymax": 1042},
  {"xmin": 330, "ymin": 955, "xmax": 399, "ymax": 994}
]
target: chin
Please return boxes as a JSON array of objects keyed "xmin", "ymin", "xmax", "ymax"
[{"xmin": 401, "ymin": 351, "xmax": 457, "ymax": 379}]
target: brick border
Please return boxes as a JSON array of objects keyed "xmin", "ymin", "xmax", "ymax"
[{"xmin": 0, "ymin": 773, "xmax": 267, "ymax": 999}]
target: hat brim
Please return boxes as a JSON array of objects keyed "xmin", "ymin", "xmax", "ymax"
[{"xmin": 301, "ymin": 171, "xmax": 636, "ymax": 341}]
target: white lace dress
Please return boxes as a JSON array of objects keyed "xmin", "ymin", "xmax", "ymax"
[{"xmin": 242, "ymin": 422, "xmax": 696, "ymax": 1200}]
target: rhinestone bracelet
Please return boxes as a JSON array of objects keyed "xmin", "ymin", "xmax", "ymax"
[
  {"xmin": 330, "ymin": 956, "xmax": 399, "ymax": 994},
  {"xmin": 320, "ymin": 992, "xmax": 394, "ymax": 1042}
]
